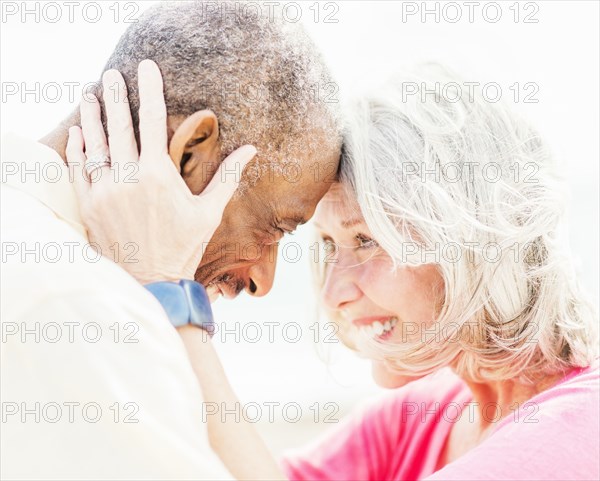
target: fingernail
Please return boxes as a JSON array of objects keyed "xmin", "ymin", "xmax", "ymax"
[
  {"xmin": 138, "ymin": 59, "xmax": 157, "ymax": 74},
  {"xmin": 103, "ymin": 69, "xmax": 122, "ymax": 85},
  {"xmin": 243, "ymin": 145, "xmax": 257, "ymax": 161}
]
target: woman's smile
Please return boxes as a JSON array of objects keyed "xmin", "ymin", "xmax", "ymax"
[{"xmin": 352, "ymin": 316, "xmax": 399, "ymax": 340}]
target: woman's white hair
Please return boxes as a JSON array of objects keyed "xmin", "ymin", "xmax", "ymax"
[{"xmin": 340, "ymin": 63, "xmax": 598, "ymax": 383}]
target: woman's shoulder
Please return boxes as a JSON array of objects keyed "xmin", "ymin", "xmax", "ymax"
[
  {"xmin": 520, "ymin": 361, "xmax": 598, "ymax": 425},
  {"xmin": 426, "ymin": 363, "xmax": 600, "ymax": 481},
  {"xmin": 368, "ymin": 361, "xmax": 598, "ymax": 422},
  {"xmin": 540, "ymin": 360, "xmax": 599, "ymax": 400},
  {"xmin": 499, "ymin": 361, "xmax": 599, "ymax": 429}
]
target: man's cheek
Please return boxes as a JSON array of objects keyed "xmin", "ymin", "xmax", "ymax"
[
  {"xmin": 239, "ymin": 241, "xmax": 264, "ymax": 262},
  {"xmin": 202, "ymin": 241, "xmax": 221, "ymax": 260}
]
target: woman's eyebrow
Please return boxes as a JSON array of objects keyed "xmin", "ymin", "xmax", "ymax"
[
  {"xmin": 341, "ymin": 218, "xmax": 364, "ymax": 228},
  {"xmin": 313, "ymin": 218, "xmax": 364, "ymax": 230}
]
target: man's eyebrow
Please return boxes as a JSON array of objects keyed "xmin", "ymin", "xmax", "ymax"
[{"xmin": 282, "ymin": 216, "xmax": 307, "ymax": 226}]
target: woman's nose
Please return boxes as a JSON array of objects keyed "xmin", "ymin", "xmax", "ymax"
[{"xmin": 321, "ymin": 249, "xmax": 362, "ymax": 311}]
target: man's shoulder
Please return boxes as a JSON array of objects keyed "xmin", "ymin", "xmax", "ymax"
[{"xmin": 1, "ymin": 184, "xmax": 159, "ymax": 324}]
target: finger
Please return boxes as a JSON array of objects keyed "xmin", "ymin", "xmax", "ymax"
[
  {"xmin": 198, "ymin": 145, "xmax": 257, "ymax": 210},
  {"xmin": 65, "ymin": 126, "xmax": 90, "ymax": 198},
  {"xmin": 80, "ymin": 92, "xmax": 111, "ymax": 183},
  {"xmin": 102, "ymin": 69, "xmax": 138, "ymax": 174},
  {"xmin": 137, "ymin": 59, "xmax": 168, "ymax": 159}
]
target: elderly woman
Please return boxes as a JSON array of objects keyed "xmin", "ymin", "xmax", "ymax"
[
  {"xmin": 280, "ymin": 64, "xmax": 599, "ymax": 480},
  {"xmin": 68, "ymin": 63, "xmax": 598, "ymax": 480}
]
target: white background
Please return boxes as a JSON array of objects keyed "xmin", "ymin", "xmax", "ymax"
[{"xmin": 2, "ymin": 0, "xmax": 598, "ymax": 455}]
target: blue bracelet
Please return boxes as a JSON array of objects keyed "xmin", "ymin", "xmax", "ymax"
[{"xmin": 145, "ymin": 280, "xmax": 214, "ymax": 336}]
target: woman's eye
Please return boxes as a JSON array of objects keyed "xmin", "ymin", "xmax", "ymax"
[
  {"xmin": 320, "ymin": 236, "xmax": 336, "ymax": 250},
  {"xmin": 322, "ymin": 237, "xmax": 335, "ymax": 248},
  {"xmin": 356, "ymin": 234, "xmax": 378, "ymax": 249}
]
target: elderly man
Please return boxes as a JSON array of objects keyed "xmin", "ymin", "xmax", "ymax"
[{"xmin": 1, "ymin": 2, "xmax": 340, "ymax": 479}]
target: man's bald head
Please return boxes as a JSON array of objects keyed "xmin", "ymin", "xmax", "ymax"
[
  {"xmin": 97, "ymin": 0, "xmax": 341, "ymax": 191},
  {"xmin": 91, "ymin": 0, "xmax": 342, "ymax": 299}
]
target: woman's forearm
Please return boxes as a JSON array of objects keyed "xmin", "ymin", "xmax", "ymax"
[{"xmin": 177, "ymin": 325, "xmax": 287, "ymax": 481}]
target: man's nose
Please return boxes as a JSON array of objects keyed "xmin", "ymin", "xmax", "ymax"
[
  {"xmin": 321, "ymin": 249, "xmax": 362, "ymax": 311},
  {"xmin": 246, "ymin": 244, "xmax": 278, "ymax": 297}
]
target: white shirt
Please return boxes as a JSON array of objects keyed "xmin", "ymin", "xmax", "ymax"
[{"xmin": 0, "ymin": 133, "xmax": 234, "ymax": 480}]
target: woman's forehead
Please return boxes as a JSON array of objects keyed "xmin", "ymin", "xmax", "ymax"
[
  {"xmin": 315, "ymin": 183, "xmax": 363, "ymax": 224},
  {"xmin": 323, "ymin": 182, "xmax": 353, "ymax": 203}
]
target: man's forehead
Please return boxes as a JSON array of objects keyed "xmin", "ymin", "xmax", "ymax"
[
  {"xmin": 239, "ymin": 162, "xmax": 335, "ymax": 224},
  {"xmin": 242, "ymin": 149, "xmax": 337, "ymax": 188},
  {"xmin": 258, "ymin": 130, "xmax": 339, "ymax": 165}
]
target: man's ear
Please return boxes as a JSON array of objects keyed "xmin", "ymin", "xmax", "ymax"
[{"xmin": 167, "ymin": 110, "xmax": 221, "ymax": 194}]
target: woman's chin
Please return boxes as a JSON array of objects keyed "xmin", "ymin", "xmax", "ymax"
[{"xmin": 371, "ymin": 360, "xmax": 421, "ymax": 389}]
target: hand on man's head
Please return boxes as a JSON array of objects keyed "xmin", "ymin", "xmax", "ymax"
[
  {"xmin": 83, "ymin": 1, "xmax": 342, "ymax": 299},
  {"xmin": 66, "ymin": 60, "xmax": 257, "ymax": 286}
]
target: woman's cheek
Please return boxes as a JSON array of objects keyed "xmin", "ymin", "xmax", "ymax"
[
  {"xmin": 358, "ymin": 258, "xmax": 399, "ymax": 302},
  {"xmin": 333, "ymin": 317, "xmax": 358, "ymax": 351}
]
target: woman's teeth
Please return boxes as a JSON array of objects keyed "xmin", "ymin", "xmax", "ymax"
[{"xmin": 358, "ymin": 318, "xmax": 398, "ymax": 338}]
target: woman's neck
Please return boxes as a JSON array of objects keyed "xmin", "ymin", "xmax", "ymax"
[
  {"xmin": 462, "ymin": 371, "xmax": 563, "ymax": 438},
  {"xmin": 437, "ymin": 371, "xmax": 564, "ymax": 469}
]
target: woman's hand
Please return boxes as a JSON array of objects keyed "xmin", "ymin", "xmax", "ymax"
[{"xmin": 66, "ymin": 60, "xmax": 256, "ymax": 284}]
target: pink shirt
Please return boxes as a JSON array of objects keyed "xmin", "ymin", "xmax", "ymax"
[{"xmin": 283, "ymin": 364, "xmax": 599, "ymax": 481}]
